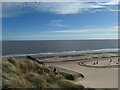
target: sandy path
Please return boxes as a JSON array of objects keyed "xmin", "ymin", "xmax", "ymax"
[
  {"xmin": 51, "ymin": 60, "xmax": 118, "ymax": 88},
  {"xmin": 40, "ymin": 52, "xmax": 118, "ymax": 88}
]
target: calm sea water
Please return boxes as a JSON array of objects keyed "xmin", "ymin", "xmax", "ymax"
[{"xmin": 2, "ymin": 40, "xmax": 118, "ymax": 57}]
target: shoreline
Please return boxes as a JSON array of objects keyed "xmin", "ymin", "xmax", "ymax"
[{"xmin": 3, "ymin": 48, "xmax": 118, "ymax": 58}]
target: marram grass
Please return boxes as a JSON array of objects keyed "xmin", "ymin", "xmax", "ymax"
[{"xmin": 2, "ymin": 57, "xmax": 93, "ymax": 89}]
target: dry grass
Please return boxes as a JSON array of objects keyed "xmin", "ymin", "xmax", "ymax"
[{"xmin": 2, "ymin": 57, "xmax": 86, "ymax": 89}]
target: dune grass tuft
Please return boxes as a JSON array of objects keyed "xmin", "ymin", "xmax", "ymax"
[{"xmin": 2, "ymin": 57, "xmax": 87, "ymax": 89}]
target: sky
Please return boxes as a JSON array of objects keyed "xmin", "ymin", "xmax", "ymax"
[{"xmin": 2, "ymin": 0, "xmax": 119, "ymax": 40}]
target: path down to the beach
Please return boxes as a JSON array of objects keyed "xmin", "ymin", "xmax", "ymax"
[
  {"xmin": 47, "ymin": 57, "xmax": 118, "ymax": 88},
  {"xmin": 37, "ymin": 52, "xmax": 118, "ymax": 88}
]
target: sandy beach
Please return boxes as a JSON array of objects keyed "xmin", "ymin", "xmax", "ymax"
[{"xmin": 36, "ymin": 52, "xmax": 118, "ymax": 88}]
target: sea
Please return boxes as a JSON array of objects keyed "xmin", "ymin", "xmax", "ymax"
[{"xmin": 2, "ymin": 40, "xmax": 118, "ymax": 58}]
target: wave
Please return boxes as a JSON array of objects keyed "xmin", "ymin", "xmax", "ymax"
[{"xmin": 3, "ymin": 48, "xmax": 118, "ymax": 58}]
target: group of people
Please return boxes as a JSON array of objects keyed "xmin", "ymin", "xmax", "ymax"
[
  {"xmin": 93, "ymin": 61, "xmax": 98, "ymax": 65},
  {"xmin": 93, "ymin": 59, "xmax": 119, "ymax": 65},
  {"xmin": 109, "ymin": 59, "xmax": 119, "ymax": 64}
]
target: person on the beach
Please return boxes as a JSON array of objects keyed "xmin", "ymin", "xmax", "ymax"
[
  {"xmin": 118, "ymin": 59, "xmax": 119, "ymax": 61},
  {"xmin": 96, "ymin": 61, "xmax": 98, "ymax": 64},
  {"xmin": 53, "ymin": 68, "xmax": 56, "ymax": 72},
  {"xmin": 109, "ymin": 60, "xmax": 112, "ymax": 62}
]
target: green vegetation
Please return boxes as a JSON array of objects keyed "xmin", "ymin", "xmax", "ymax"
[
  {"xmin": 2, "ymin": 57, "xmax": 86, "ymax": 89},
  {"xmin": 58, "ymin": 72, "xmax": 84, "ymax": 81},
  {"xmin": 56, "ymin": 72, "xmax": 76, "ymax": 80}
]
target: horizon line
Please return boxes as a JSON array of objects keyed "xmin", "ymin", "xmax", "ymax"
[{"xmin": 2, "ymin": 39, "xmax": 118, "ymax": 41}]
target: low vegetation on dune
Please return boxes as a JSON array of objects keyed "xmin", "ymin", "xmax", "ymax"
[{"xmin": 2, "ymin": 57, "xmax": 87, "ymax": 89}]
